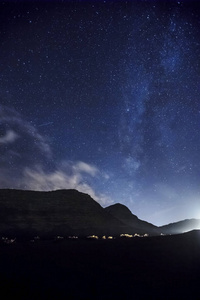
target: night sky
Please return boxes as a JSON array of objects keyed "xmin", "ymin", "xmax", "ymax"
[{"xmin": 0, "ymin": 0, "xmax": 200, "ymax": 225}]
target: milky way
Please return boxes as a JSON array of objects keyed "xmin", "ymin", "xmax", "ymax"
[{"xmin": 0, "ymin": 0, "xmax": 200, "ymax": 225}]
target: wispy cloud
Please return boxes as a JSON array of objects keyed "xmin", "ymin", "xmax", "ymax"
[
  {"xmin": 0, "ymin": 104, "xmax": 51, "ymax": 156},
  {"xmin": 73, "ymin": 161, "xmax": 99, "ymax": 177},
  {"xmin": 0, "ymin": 129, "xmax": 19, "ymax": 144},
  {"xmin": 22, "ymin": 162, "xmax": 112, "ymax": 206},
  {"xmin": 0, "ymin": 105, "xmax": 113, "ymax": 207}
]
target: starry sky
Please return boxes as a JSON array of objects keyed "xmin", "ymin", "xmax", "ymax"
[{"xmin": 0, "ymin": 0, "xmax": 200, "ymax": 225}]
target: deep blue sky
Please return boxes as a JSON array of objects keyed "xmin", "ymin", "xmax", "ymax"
[{"xmin": 0, "ymin": 0, "xmax": 200, "ymax": 225}]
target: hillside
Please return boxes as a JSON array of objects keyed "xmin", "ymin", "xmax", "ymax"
[
  {"xmin": 1, "ymin": 230, "xmax": 200, "ymax": 299},
  {"xmin": 0, "ymin": 189, "xmax": 130, "ymax": 237},
  {"xmin": 1, "ymin": 189, "xmax": 200, "ymax": 238},
  {"xmin": 160, "ymin": 218, "xmax": 200, "ymax": 235},
  {"xmin": 105, "ymin": 203, "xmax": 160, "ymax": 235}
]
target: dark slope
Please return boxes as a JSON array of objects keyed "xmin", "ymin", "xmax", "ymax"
[
  {"xmin": 160, "ymin": 218, "xmax": 200, "ymax": 234},
  {"xmin": 1, "ymin": 230, "xmax": 200, "ymax": 300},
  {"xmin": 0, "ymin": 189, "xmax": 130, "ymax": 237},
  {"xmin": 2, "ymin": 189, "xmax": 199, "ymax": 238},
  {"xmin": 105, "ymin": 203, "xmax": 160, "ymax": 235}
]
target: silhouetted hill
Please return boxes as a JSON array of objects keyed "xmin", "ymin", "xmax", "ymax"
[
  {"xmin": 0, "ymin": 189, "xmax": 130, "ymax": 237},
  {"xmin": 105, "ymin": 203, "xmax": 160, "ymax": 235},
  {"xmin": 160, "ymin": 218, "xmax": 200, "ymax": 234},
  {"xmin": 1, "ymin": 189, "xmax": 199, "ymax": 238}
]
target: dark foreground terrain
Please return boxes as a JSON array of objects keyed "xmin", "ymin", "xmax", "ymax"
[{"xmin": 0, "ymin": 231, "xmax": 200, "ymax": 300}]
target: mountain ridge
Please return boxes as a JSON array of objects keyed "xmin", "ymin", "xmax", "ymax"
[
  {"xmin": 105, "ymin": 203, "xmax": 160, "ymax": 235},
  {"xmin": 0, "ymin": 189, "xmax": 200, "ymax": 237},
  {"xmin": 159, "ymin": 218, "xmax": 200, "ymax": 234},
  {"xmin": 0, "ymin": 188, "xmax": 130, "ymax": 237}
]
